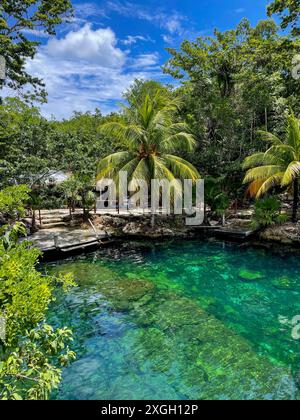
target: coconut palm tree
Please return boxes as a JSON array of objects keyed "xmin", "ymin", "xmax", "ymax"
[
  {"xmin": 97, "ymin": 91, "xmax": 200, "ymax": 208},
  {"xmin": 242, "ymin": 114, "xmax": 300, "ymax": 223}
]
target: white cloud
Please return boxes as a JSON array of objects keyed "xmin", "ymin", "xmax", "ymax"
[
  {"xmin": 76, "ymin": 2, "xmax": 107, "ymax": 19},
  {"xmin": 104, "ymin": 1, "xmax": 188, "ymax": 35},
  {"xmin": 22, "ymin": 25, "xmax": 164, "ymax": 119},
  {"xmin": 163, "ymin": 13, "xmax": 186, "ymax": 35},
  {"xmin": 162, "ymin": 34, "xmax": 174, "ymax": 45},
  {"xmin": 130, "ymin": 53, "xmax": 160, "ymax": 69},
  {"xmin": 21, "ymin": 29, "xmax": 50, "ymax": 38},
  {"xmin": 46, "ymin": 24, "xmax": 125, "ymax": 67},
  {"xmin": 121, "ymin": 35, "xmax": 152, "ymax": 46}
]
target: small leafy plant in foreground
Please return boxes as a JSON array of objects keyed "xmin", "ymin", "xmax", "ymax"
[{"xmin": 0, "ymin": 187, "xmax": 76, "ymax": 400}]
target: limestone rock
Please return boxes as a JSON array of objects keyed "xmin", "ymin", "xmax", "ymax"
[{"xmin": 239, "ymin": 269, "xmax": 264, "ymax": 282}]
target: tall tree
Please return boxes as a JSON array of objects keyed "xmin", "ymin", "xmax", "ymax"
[
  {"xmin": 0, "ymin": 98, "xmax": 56, "ymax": 187},
  {"xmin": 123, "ymin": 79, "xmax": 174, "ymax": 109},
  {"xmin": 164, "ymin": 19, "xmax": 300, "ymax": 187},
  {"xmin": 243, "ymin": 114, "xmax": 300, "ymax": 223},
  {"xmin": 268, "ymin": 0, "xmax": 300, "ymax": 36},
  {"xmin": 97, "ymin": 90, "xmax": 200, "ymax": 190},
  {"xmin": 0, "ymin": 0, "xmax": 73, "ymax": 102}
]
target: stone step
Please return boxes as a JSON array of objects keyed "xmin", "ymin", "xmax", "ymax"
[
  {"xmin": 40, "ymin": 212, "xmax": 69, "ymax": 217},
  {"xmin": 40, "ymin": 209, "xmax": 82, "ymax": 215},
  {"xmin": 40, "ymin": 222, "xmax": 68, "ymax": 229},
  {"xmin": 42, "ymin": 218, "xmax": 65, "ymax": 224}
]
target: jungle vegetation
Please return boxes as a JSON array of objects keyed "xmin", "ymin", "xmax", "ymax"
[{"xmin": 1, "ymin": 0, "xmax": 300, "ymax": 399}]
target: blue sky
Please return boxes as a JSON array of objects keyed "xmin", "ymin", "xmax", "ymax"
[{"xmin": 23, "ymin": 0, "xmax": 272, "ymax": 119}]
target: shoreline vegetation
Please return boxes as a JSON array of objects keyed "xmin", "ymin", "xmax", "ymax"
[{"xmin": 1, "ymin": 0, "xmax": 300, "ymax": 400}]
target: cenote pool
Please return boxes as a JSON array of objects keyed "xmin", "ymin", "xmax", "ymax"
[{"xmin": 45, "ymin": 239, "xmax": 300, "ymax": 400}]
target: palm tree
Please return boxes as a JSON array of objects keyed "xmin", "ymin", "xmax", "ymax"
[
  {"xmin": 97, "ymin": 91, "xmax": 200, "ymax": 214},
  {"xmin": 242, "ymin": 114, "xmax": 300, "ymax": 223}
]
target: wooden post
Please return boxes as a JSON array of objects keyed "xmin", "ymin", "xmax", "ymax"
[{"xmin": 88, "ymin": 218, "xmax": 99, "ymax": 241}]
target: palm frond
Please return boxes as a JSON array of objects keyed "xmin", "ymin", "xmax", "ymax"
[
  {"xmin": 117, "ymin": 157, "xmax": 140, "ymax": 181},
  {"xmin": 246, "ymin": 179, "xmax": 265, "ymax": 198},
  {"xmin": 111, "ymin": 157, "xmax": 141, "ymax": 193},
  {"xmin": 281, "ymin": 161, "xmax": 300, "ymax": 186},
  {"xmin": 286, "ymin": 114, "xmax": 300, "ymax": 153},
  {"xmin": 151, "ymin": 156, "xmax": 182, "ymax": 194},
  {"xmin": 257, "ymin": 130, "xmax": 282, "ymax": 145},
  {"xmin": 242, "ymin": 153, "xmax": 278, "ymax": 170},
  {"xmin": 163, "ymin": 155, "xmax": 200, "ymax": 181},
  {"xmin": 96, "ymin": 152, "xmax": 133, "ymax": 180},
  {"xmin": 256, "ymin": 173, "xmax": 285, "ymax": 198},
  {"xmin": 152, "ymin": 156, "xmax": 176, "ymax": 181},
  {"xmin": 100, "ymin": 122, "xmax": 143, "ymax": 149},
  {"xmin": 162, "ymin": 133, "xmax": 196, "ymax": 153},
  {"xmin": 265, "ymin": 144, "xmax": 296, "ymax": 162},
  {"xmin": 243, "ymin": 165, "xmax": 284, "ymax": 184},
  {"xmin": 168, "ymin": 122, "xmax": 192, "ymax": 134},
  {"xmin": 129, "ymin": 158, "xmax": 151, "ymax": 190}
]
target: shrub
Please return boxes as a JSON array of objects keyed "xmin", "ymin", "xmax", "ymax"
[{"xmin": 252, "ymin": 197, "xmax": 287, "ymax": 229}]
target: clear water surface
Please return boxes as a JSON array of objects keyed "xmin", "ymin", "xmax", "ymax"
[{"xmin": 45, "ymin": 239, "xmax": 300, "ymax": 400}]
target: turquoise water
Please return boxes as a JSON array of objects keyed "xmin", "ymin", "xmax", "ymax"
[{"xmin": 46, "ymin": 239, "xmax": 300, "ymax": 400}]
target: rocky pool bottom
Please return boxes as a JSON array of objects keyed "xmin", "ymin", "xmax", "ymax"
[{"xmin": 45, "ymin": 239, "xmax": 300, "ymax": 400}]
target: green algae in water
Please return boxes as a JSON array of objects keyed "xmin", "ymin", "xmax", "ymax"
[
  {"xmin": 239, "ymin": 269, "xmax": 264, "ymax": 282},
  {"xmin": 45, "ymin": 240, "xmax": 300, "ymax": 400}
]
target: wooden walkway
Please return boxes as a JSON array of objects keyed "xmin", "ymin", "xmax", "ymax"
[{"xmin": 25, "ymin": 226, "xmax": 113, "ymax": 261}]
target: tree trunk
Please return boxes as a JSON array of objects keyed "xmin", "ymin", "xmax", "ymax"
[
  {"xmin": 204, "ymin": 204, "xmax": 210, "ymax": 226},
  {"xmin": 222, "ymin": 213, "xmax": 226, "ymax": 226},
  {"xmin": 82, "ymin": 194, "xmax": 86, "ymax": 217},
  {"xmin": 292, "ymin": 179, "xmax": 299, "ymax": 223},
  {"xmin": 31, "ymin": 209, "xmax": 36, "ymax": 233}
]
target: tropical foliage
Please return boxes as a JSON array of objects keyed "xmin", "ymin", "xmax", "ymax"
[
  {"xmin": 268, "ymin": 0, "xmax": 300, "ymax": 36},
  {"xmin": 204, "ymin": 177, "xmax": 230, "ymax": 225},
  {"xmin": 97, "ymin": 90, "xmax": 200, "ymax": 189},
  {"xmin": 252, "ymin": 196, "xmax": 287, "ymax": 229},
  {"xmin": 0, "ymin": 185, "xmax": 30, "ymax": 221},
  {"xmin": 243, "ymin": 114, "xmax": 300, "ymax": 222},
  {"xmin": 0, "ymin": 188, "xmax": 76, "ymax": 400},
  {"xmin": 0, "ymin": 0, "xmax": 73, "ymax": 102},
  {"xmin": 164, "ymin": 18, "xmax": 300, "ymax": 183}
]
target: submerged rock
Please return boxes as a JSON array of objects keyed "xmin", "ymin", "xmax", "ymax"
[
  {"xmin": 49, "ymin": 261, "xmax": 119, "ymax": 286},
  {"xmin": 50, "ymin": 259, "xmax": 298, "ymax": 400},
  {"xmin": 239, "ymin": 269, "xmax": 264, "ymax": 282},
  {"xmin": 130, "ymin": 292, "xmax": 298, "ymax": 400},
  {"xmin": 272, "ymin": 277, "xmax": 298, "ymax": 291},
  {"xmin": 97, "ymin": 278, "xmax": 155, "ymax": 311}
]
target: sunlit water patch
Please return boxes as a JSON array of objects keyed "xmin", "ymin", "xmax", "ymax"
[{"xmin": 45, "ymin": 239, "xmax": 300, "ymax": 400}]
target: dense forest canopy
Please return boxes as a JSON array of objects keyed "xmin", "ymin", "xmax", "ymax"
[{"xmin": 2, "ymin": 17, "xmax": 300, "ymax": 204}]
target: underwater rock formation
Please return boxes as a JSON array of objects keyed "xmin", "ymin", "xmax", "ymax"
[
  {"xmin": 128, "ymin": 290, "xmax": 297, "ymax": 400},
  {"xmin": 47, "ymin": 245, "xmax": 300, "ymax": 401},
  {"xmin": 239, "ymin": 269, "xmax": 264, "ymax": 282}
]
